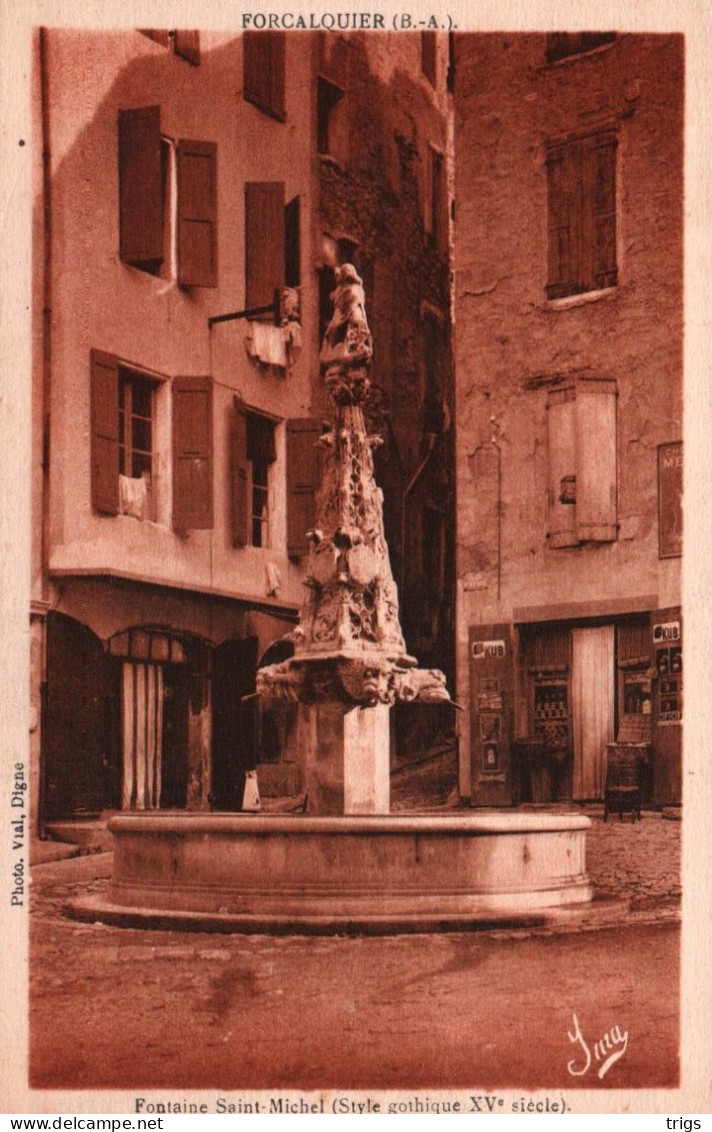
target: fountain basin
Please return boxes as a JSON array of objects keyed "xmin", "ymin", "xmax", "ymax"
[{"xmin": 70, "ymin": 811, "xmax": 592, "ymax": 934}]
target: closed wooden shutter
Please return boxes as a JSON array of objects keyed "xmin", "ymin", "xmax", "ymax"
[
  {"xmin": 287, "ymin": 419, "xmax": 323, "ymax": 558},
  {"xmin": 90, "ymin": 349, "xmax": 120, "ymax": 515},
  {"xmin": 546, "ymin": 141, "xmax": 582, "ymax": 299},
  {"xmin": 546, "ymin": 385, "xmax": 577, "ymax": 548},
  {"xmin": 285, "ymin": 195, "xmax": 300, "ymax": 288},
  {"xmin": 231, "ymin": 398, "xmax": 249, "ymax": 547},
  {"xmin": 176, "ymin": 140, "xmax": 217, "ymax": 287},
  {"xmin": 244, "ymin": 32, "xmax": 286, "ymax": 121},
  {"xmin": 245, "ymin": 182, "xmax": 285, "ymax": 311},
  {"xmin": 585, "ymin": 131, "xmax": 617, "ymax": 290},
  {"xmin": 575, "ymin": 378, "xmax": 617, "ymax": 542},
  {"xmin": 118, "ymin": 106, "xmax": 163, "ymax": 266},
  {"xmin": 172, "ymin": 377, "xmax": 213, "ymax": 530},
  {"xmin": 173, "ymin": 29, "xmax": 200, "ymax": 65}
]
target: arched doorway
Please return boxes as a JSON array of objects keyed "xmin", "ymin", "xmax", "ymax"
[{"xmin": 43, "ymin": 613, "xmax": 121, "ymax": 820}]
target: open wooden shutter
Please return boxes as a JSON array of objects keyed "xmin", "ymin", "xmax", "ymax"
[
  {"xmin": 245, "ymin": 182, "xmax": 285, "ymax": 311},
  {"xmin": 172, "ymin": 377, "xmax": 213, "ymax": 530},
  {"xmin": 231, "ymin": 398, "xmax": 249, "ymax": 547},
  {"xmin": 244, "ymin": 32, "xmax": 286, "ymax": 120},
  {"xmin": 287, "ymin": 419, "xmax": 323, "ymax": 558},
  {"xmin": 546, "ymin": 385, "xmax": 577, "ymax": 548},
  {"xmin": 575, "ymin": 378, "xmax": 617, "ymax": 542},
  {"xmin": 267, "ymin": 33, "xmax": 286, "ymax": 120},
  {"xmin": 138, "ymin": 30, "xmax": 170, "ymax": 47},
  {"xmin": 546, "ymin": 141, "xmax": 582, "ymax": 299},
  {"xmin": 118, "ymin": 106, "xmax": 163, "ymax": 266},
  {"xmin": 91, "ymin": 349, "xmax": 120, "ymax": 515},
  {"xmin": 285, "ymin": 196, "xmax": 300, "ymax": 288},
  {"xmin": 243, "ymin": 33, "xmax": 270, "ymax": 111},
  {"xmin": 173, "ymin": 30, "xmax": 200, "ymax": 65},
  {"xmin": 584, "ymin": 131, "xmax": 617, "ymax": 291},
  {"xmin": 176, "ymin": 140, "xmax": 217, "ymax": 287}
]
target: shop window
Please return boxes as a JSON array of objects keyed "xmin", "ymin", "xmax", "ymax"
[
  {"xmin": 421, "ymin": 31, "xmax": 437, "ymax": 85},
  {"xmin": 547, "ymin": 378, "xmax": 618, "ymax": 547},
  {"xmin": 243, "ymin": 32, "xmax": 286, "ymax": 121},
  {"xmin": 118, "ymin": 107, "xmax": 217, "ymax": 286},
  {"xmin": 546, "ymin": 129, "xmax": 617, "ymax": 299},
  {"xmin": 138, "ymin": 29, "xmax": 201, "ymax": 64},
  {"xmin": 425, "ymin": 144, "xmax": 446, "ymax": 254},
  {"xmin": 317, "ymin": 76, "xmax": 345, "ymax": 158},
  {"xmin": 546, "ymin": 32, "xmax": 615, "ymax": 64},
  {"xmin": 91, "ymin": 350, "xmax": 166, "ymax": 522}
]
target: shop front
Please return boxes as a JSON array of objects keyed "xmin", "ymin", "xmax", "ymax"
[{"xmin": 469, "ymin": 608, "xmax": 682, "ymax": 808}]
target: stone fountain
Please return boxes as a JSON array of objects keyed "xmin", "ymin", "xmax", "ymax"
[{"xmin": 72, "ymin": 266, "xmax": 592, "ymax": 934}]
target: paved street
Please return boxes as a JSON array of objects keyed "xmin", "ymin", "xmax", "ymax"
[{"xmin": 29, "ymin": 803, "xmax": 681, "ymax": 1093}]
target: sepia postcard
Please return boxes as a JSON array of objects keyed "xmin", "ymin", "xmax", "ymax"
[{"xmin": 1, "ymin": 0, "xmax": 710, "ymax": 1117}]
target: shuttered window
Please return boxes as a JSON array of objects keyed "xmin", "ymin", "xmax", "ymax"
[
  {"xmin": 172, "ymin": 377, "xmax": 213, "ymax": 530},
  {"xmin": 231, "ymin": 402, "xmax": 279, "ymax": 548},
  {"xmin": 119, "ymin": 107, "xmax": 216, "ymax": 285},
  {"xmin": 231, "ymin": 398, "xmax": 249, "ymax": 547},
  {"xmin": 176, "ymin": 140, "xmax": 217, "ymax": 287},
  {"xmin": 547, "ymin": 379, "xmax": 617, "ymax": 547},
  {"xmin": 90, "ymin": 350, "xmax": 121, "ymax": 515},
  {"xmin": 245, "ymin": 182, "xmax": 285, "ymax": 312},
  {"xmin": 243, "ymin": 32, "xmax": 286, "ymax": 121},
  {"xmin": 546, "ymin": 386, "xmax": 577, "ymax": 548},
  {"xmin": 546, "ymin": 130, "xmax": 618, "ymax": 299},
  {"xmin": 287, "ymin": 419, "xmax": 323, "ymax": 558},
  {"xmin": 119, "ymin": 106, "xmax": 163, "ymax": 267}
]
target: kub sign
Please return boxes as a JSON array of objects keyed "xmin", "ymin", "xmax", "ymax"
[{"xmin": 472, "ymin": 640, "xmax": 506, "ymax": 659}]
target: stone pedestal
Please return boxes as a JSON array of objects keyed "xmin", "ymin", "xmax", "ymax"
[{"xmin": 298, "ymin": 702, "xmax": 390, "ymax": 814}]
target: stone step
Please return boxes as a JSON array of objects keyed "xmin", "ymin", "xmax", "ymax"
[
  {"xmin": 44, "ymin": 820, "xmax": 113, "ymax": 853},
  {"xmin": 31, "ymin": 839, "xmax": 81, "ymax": 866}
]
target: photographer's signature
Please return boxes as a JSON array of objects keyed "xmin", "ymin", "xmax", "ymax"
[{"xmin": 567, "ymin": 1013, "xmax": 629, "ymax": 1080}]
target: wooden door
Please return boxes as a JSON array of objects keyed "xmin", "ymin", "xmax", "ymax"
[
  {"xmin": 211, "ymin": 638, "xmax": 259, "ymax": 810},
  {"xmin": 43, "ymin": 613, "xmax": 121, "ymax": 820},
  {"xmin": 571, "ymin": 625, "xmax": 615, "ymax": 799}
]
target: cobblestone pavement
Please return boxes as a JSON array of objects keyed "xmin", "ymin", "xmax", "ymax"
[
  {"xmin": 392, "ymin": 749, "xmax": 682, "ymax": 919},
  {"xmin": 26, "ymin": 772, "xmax": 682, "ymax": 1093}
]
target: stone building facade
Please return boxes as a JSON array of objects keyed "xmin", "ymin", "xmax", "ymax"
[
  {"xmin": 29, "ymin": 29, "xmax": 454, "ymax": 836},
  {"xmin": 453, "ymin": 33, "xmax": 684, "ymax": 807}
]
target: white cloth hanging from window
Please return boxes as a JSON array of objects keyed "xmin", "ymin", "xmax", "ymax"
[
  {"xmin": 245, "ymin": 321, "xmax": 287, "ymax": 368},
  {"xmin": 119, "ymin": 473, "xmax": 148, "ymax": 519}
]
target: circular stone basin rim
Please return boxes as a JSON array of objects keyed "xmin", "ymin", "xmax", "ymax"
[{"xmin": 108, "ymin": 812, "xmax": 592, "ymax": 836}]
